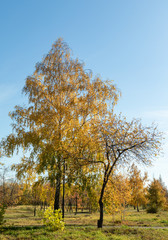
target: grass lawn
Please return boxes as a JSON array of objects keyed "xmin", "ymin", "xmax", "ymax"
[
  {"xmin": 1, "ymin": 205, "xmax": 168, "ymax": 239},
  {"xmin": 1, "ymin": 225, "xmax": 168, "ymax": 240}
]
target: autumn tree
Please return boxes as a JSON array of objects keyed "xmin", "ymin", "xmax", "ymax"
[
  {"xmin": 0, "ymin": 38, "xmax": 119, "ymax": 212},
  {"xmin": 68, "ymin": 116, "xmax": 162, "ymax": 228},
  {"xmin": 147, "ymin": 178, "xmax": 166, "ymax": 213},
  {"xmin": 128, "ymin": 163, "xmax": 148, "ymax": 211},
  {"xmin": 104, "ymin": 173, "xmax": 131, "ymax": 222},
  {"xmin": 158, "ymin": 175, "xmax": 168, "ymax": 205},
  {"xmin": 96, "ymin": 118, "xmax": 161, "ymax": 227}
]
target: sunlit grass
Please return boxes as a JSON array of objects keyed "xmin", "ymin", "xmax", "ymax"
[
  {"xmin": 1, "ymin": 205, "xmax": 168, "ymax": 239},
  {"xmin": 4, "ymin": 205, "xmax": 42, "ymax": 226},
  {"xmin": 3, "ymin": 205, "xmax": 168, "ymax": 227}
]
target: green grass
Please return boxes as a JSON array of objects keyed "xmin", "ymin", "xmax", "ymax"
[
  {"xmin": 1, "ymin": 206, "xmax": 168, "ymax": 239},
  {"xmin": 4, "ymin": 205, "xmax": 42, "ymax": 226},
  {"xmin": 1, "ymin": 226, "xmax": 168, "ymax": 240},
  {"xmin": 122, "ymin": 208, "xmax": 168, "ymax": 227}
]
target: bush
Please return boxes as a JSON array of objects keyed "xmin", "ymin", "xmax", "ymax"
[
  {"xmin": 0, "ymin": 205, "xmax": 6, "ymax": 225},
  {"xmin": 147, "ymin": 204, "xmax": 158, "ymax": 213},
  {"xmin": 42, "ymin": 207, "xmax": 64, "ymax": 231}
]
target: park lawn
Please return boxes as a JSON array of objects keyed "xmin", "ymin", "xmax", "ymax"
[
  {"xmin": 1, "ymin": 205, "xmax": 168, "ymax": 240},
  {"xmin": 4, "ymin": 205, "xmax": 168, "ymax": 227},
  {"xmin": 4, "ymin": 205, "xmax": 42, "ymax": 226},
  {"xmin": 124, "ymin": 208, "xmax": 168, "ymax": 227},
  {"xmin": 1, "ymin": 226, "xmax": 168, "ymax": 240}
]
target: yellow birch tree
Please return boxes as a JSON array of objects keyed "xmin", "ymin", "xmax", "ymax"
[{"xmin": 0, "ymin": 38, "xmax": 119, "ymax": 211}]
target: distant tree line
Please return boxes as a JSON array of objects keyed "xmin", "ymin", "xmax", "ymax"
[{"xmin": 0, "ymin": 165, "xmax": 167, "ymax": 220}]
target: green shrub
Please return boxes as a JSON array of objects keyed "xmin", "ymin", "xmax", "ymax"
[
  {"xmin": 147, "ymin": 204, "xmax": 158, "ymax": 213},
  {"xmin": 42, "ymin": 207, "xmax": 64, "ymax": 231}
]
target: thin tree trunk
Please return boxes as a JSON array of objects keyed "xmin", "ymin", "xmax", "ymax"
[
  {"xmin": 137, "ymin": 203, "xmax": 139, "ymax": 212},
  {"xmin": 34, "ymin": 206, "xmax": 36, "ymax": 216},
  {"xmin": 54, "ymin": 176, "xmax": 61, "ymax": 210},
  {"xmin": 62, "ymin": 158, "xmax": 65, "ymax": 218},
  {"xmin": 54, "ymin": 159, "xmax": 61, "ymax": 210},
  {"xmin": 75, "ymin": 196, "xmax": 78, "ymax": 215}
]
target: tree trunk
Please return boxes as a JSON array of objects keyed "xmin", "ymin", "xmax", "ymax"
[
  {"xmin": 34, "ymin": 206, "xmax": 36, "ymax": 216},
  {"xmin": 98, "ymin": 199, "xmax": 103, "ymax": 228},
  {"xmin": 75, "ymin": 196, "xmax": 78, "ymax": 215},
  {"xmin": 62, "ymin": 159, "xmax": 65, "ymax": 219},
  {"xmin": 54, "ymin": 176, "xmax": 61, "ymax": 210},
  {"xmin": 54, "ymin": 159, "xmax": 61, "ymax": 210},
  {"xmin": 137, "ymin": 203, "xmax": 139, "ymax": 212},
  {"xmin": 97, "ymin": 170, "xmax": 109, "ymax": 228}
]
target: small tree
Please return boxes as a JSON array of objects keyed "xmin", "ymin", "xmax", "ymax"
[
  {"xmin": 128, "ymin": 164, "xmax": 148, "ymax": 211},
  {"xmin": 104, "ymin": 173, "xmax": 131, "ymax": 222},
  {"xmin": 96, "ymin": 118, "xmax": 162, "ymax": 227},
  {"xmin": 147, "ymin": 178, "xmax": 166, "ymax": 213},
  {"xmin": 67, "ymin": 116, "xmax": 162, "ymax": 227}
]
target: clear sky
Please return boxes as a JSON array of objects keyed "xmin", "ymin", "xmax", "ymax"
[{"xmin": 0, "ymin": 0, "xmax": 168, "ymax": 185}]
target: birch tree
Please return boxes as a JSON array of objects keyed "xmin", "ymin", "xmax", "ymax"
[{"xmin": 1, "ymin": 38, "xmax": 119, "ymax": 211}]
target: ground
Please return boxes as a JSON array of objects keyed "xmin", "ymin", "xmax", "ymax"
[{"xmin": 0, "ymin": 205, "xmax": 168, "ymax": 239}]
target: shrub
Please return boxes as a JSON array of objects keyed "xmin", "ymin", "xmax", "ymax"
[
  {"xmin": 42, "ymin": 207, "xmax": 64, "ymax": 231},
  {"xmin": 147, "ymin": 204, "xmax": 158, "ymax": 213}
]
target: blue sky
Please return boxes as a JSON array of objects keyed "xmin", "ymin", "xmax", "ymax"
[{"xmin": 0, "ymin": 0, "xmax": 168, "ymax": 185}]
